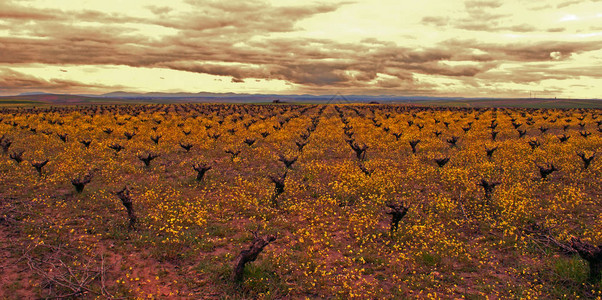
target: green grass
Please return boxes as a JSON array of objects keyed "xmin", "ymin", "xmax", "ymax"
[
  {"xmin": 419, "ymin": 251, "xmax": 442, "ymax": 267},
  {"xmin": 553, "ymin": 256, "xmax": 589, "ymax": 283}
]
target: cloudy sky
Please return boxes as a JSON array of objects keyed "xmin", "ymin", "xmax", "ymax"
[{"xmin": 1, "ymin": 0, "xmax": 601, "ymax": 98}]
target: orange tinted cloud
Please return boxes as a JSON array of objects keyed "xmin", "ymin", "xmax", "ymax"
[
  {"xmin": 0, "ymin": 0, "xmax": 601, "ymax": 97},
  {"xmin": 0, "ymin": 68, "xmax": 124, "ymax": 93}
]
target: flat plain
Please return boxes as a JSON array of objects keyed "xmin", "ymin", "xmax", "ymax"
[{"xmin": 1, "ymin": 103, "xmax": 601, "ymax": 299}]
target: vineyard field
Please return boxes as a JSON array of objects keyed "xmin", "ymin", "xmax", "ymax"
[{"xmin": 1, "ymin": 103, "xmax": 601, "ymax": 299}]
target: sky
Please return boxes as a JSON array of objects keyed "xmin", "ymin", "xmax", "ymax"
[{"xmin": 0, "ymin": 0, "xmax": 601, "ymax": 98}]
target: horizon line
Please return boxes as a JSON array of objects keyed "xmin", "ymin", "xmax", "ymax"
[{"xmin": 1, "ymin": 91, "xmax": 600, "ymax": 101}]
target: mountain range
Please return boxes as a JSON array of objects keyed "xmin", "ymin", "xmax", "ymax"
[{"xmin": 1, "ymin": 91, "xmax": 601, "ymax": 108}]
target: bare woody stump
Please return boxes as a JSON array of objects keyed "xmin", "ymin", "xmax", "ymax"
[
  {"xmin": 386, "ymin": 202, "xmax": 409, "ymax": 233},
  {"xmin": 116, "ymin": 187, "xmax": 137, "ymax": 229},
  {"xmin": 232, "ymin": 234, "xmax": 276, "ymax": 282},
  {"xmin": 570, "ymin": 237, "xmax": 602, "ymax": 283},
  {"xmin": 268, "ymin": 171, "xmax": 287, "ymax": 207},
  {"xmin": 71, "ymin": 173, "xmax": 93, "ymax": 193}
]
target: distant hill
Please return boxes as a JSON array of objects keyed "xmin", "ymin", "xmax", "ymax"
[
  {"xmin": 1, "ymin": 92, "xmax": 601, "ymax": 108},
  {"xmin": 18, "ymin": 92, "xmax": 54, "ymax": 96},
  {"xmin": 98, "ymin": 91, "xmax": 242, "ymax": 98},
  {"xmin": 0, "ymin": 94, "xmax": 135, "ymax": 105}
]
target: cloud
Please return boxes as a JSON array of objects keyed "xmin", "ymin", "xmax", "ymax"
[
  {"xmin": 0, "ymin": 1, "xmax": 56, "ymax": 20},
  {"xmin": 0, "ymin": 1, "xmax": 142, "ymax": 25},
  {"xmin": 464, "ymin": 0, "xmax": 506, "ymax": 20},
  {"xmin": 151, "ymin": 1, "xmax": 349, "ymax": 38},
  {"xmin": 455, "ymin": 22, "xmax": 537, "ymax": 32},
  {"xmin": 443, "ymin": 39, "xmax": 602, "ymax": 62},
  {"xmin": 557, "ymin": 0, "xmax": 582, "ymax": 8},
  {"xmin": 421, "ymin": 0, "xmax": 549, "ymax": 33},
  {"xmin": 5, "ymin": 26, "xmax": 597, "ymax": 93},
  {"xmin": 405, "ymin": 62, "xmax": 499, "ymax": 77},
  {"xmin": 475, "ymin": 68, "xmax": 576, "ymax": 84},
  {"xmin": 377, "ymin": 77, "xmax": 404, "ymax": 88},
  {"xmin": 451, "ymin": 1, "xmax": 517, "ymax": 33},
  {"xmin": 554, "ymin": 0, "xmax": 602, "ymax": 10},
  {"xmin": 146, "ymin": 6, "xmax": 173, "ymax": 15},
  {"xmin": 421, "ymin": 16, "xmax": 449, "ymax": 27},
  {"xmin": 161, "ymin": 62, "xmax": 274, "ymax": 84},
  {"xmin": 0, "ymin": 0, "xmax": 600, "ymax": 97},
  {"xmin": 465, "ymin": 0, "xmax": 503, "ymax": 9},
  {"xmin": 0, "ymin": 68, "xmax": 123, "ymax": 94},
  {"xmin": 530, "ymin": 4, "xmax": 552, "ymax": 10}
]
